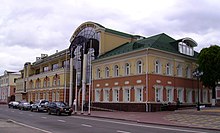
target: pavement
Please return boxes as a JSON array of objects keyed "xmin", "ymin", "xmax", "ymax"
[{"xmin": 78, "ymin": 107, "xmax": 220, "ymax": 131}]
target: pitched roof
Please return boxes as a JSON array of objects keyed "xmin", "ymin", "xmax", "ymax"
[{"xmin": 98, "ymin": 33, "xmax": 198, "ymax": 59}]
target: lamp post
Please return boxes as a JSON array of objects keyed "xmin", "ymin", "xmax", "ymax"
[{"xmin": 193, "ymin": 68, "xmax": 203, "ymax": 111}]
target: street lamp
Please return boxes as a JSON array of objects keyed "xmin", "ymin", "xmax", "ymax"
[{"xmin": 193, "ymin": 68, "xmax": 203, "ymax": 111}]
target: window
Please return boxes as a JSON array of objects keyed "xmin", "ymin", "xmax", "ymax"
[
  {"xmin": 105, "ymin": 67, "xmax": 110, "ymax": 78},
  {"xmin": 166, "ymin": 87, "xmax": 173, "ymax": 102},
  {"xmin": 155, "ymin": 86, "xmax": 163, "ymax": 102},
  {"xmin": 43, "ymin": 66, "xmax": 49, "ymax": 72},
  {"xmin": 52, "ymin": 63, "xmax": 58, "ymax": 70},
  {"xmin": 203, "ymin": 90, "xmax": 208, "ymax": 103},
  {"xmin": 113, "ymin": 88, "xmax": 119, "ymax": 102},
  {"xmin": 52, "ymin": 91, "xmax": 56, "ymax": 101},
  {"xmin": 137, "ymin": 60, "xmax": 142, "ymax": 74},
  {"xmin": 96, "ymin": 68, "xmax": 101, "ymax": 79},
  {"xmin": 56, "ymin": 91, "xmax": 60, "ymax": 101},
  {"xmin": 178, "ymin": 42, "xmax": 194, "ymax": 56},
  {"xmin": 43, "ymin": 77, "xmax": 50, "ymax": 88},
  {"xmin": 46, "ymin": 91, "xmax": 49, "ymax": 100},
  {"xmin": 114, "ymin": 65, "xmax": 119, "ymax": 77},
  {"xmin": 166, "ymin": 63, "xmax": 172, "ymax": 75},
  {"xmin": 155, "ymin": 60, "xmax": 161, "ymax": 74},
  {"xmin": 177, "ymin": 88, "xmax": 184, "ymax": 103},
  {"xmin": 95, "ymin": 89, "xmax": 101, "ymax": 102},
  {"xmin": 62, "ymin": 60, "xmax": 70, "ymax": 68},
  {"xmin": 186, "ymin": 89, "xmax": 192, "ymax": 103},
  {"xmin": 125, "ymin": 63, "xmax": 130, "ymax": 76},
  {"xmin": 135, "ymin": 87, "xmax": 143, "ymax": 102},
  {"xmin": 53, "ymin": 75, "xmax": 60, "ymax": 86},
  {"xmin": 177, "ymin": 64, "xmax": 182, "ymax": 77},
  {"xmin": 103, "ymin": 89, "xmax": 110, "ymax": 102},
  {"xmin": 35, "ymin": 69, "xmax": 40, "ymax": 74},
  {"xmin": 186, "ymin": 67, "xmax": 191, "ymax": 78},
  {"xmin": 36, "ymin": 79, "xmax": 41, "ymax": 89},
  {"xmin": 123, "ymin": 88, "xmax": 130, "ymax": 102}
]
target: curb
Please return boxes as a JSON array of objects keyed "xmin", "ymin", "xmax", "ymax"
[{"xmin": 74, "ymin": 113, "xmax": 220, "ymax": 131}]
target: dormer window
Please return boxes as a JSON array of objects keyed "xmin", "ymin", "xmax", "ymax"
[{"xmin": 178, "ymin": 42, "xmax": 194, "ymax": 56}]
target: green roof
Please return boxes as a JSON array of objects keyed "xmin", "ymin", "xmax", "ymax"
[
  {"xmin": 105, "ymin": 28, "xmax": 134, "ymax": 38},
  {"xmin": 99, "ymin": 33, "xmax": 198, "ymax": 59}
]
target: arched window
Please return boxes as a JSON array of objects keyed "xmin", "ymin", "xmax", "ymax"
[
  {"xmin": 29, "ymin": 80, "xmax": 33, "ymax": 89},
  {"xmin": 35, "ymin": 78, "xmax": 41, "ymax": 89},
  {"xmin": 53, "ymin": 74, "xmax": 60, "ymax": 86},
  {"xmin": 177, "ymin": 64, "xmax": 182, "ymax": 77},
  {"xmin": 186, "ymin": 66, "xmax": 191, "ymax": 78},
  {"xmin": 155, "ymin": 60, "xmax": 161, "ymax": 74},
  {"xmin": 125, "ymin": 63, "xmax": 130, "ymax": 76},
  {"xmin": 136, "ymin": 60, "xmax": 142, "ymax": 74},
  {"xmin": 166, "ymin": 63, "xmax": 172, "ymax": 75},
  {"xmin": 105, "ymin": 67, "xmax": 110, "ymax": 78},
  {"xmin": 114, "ymin": 65, "xmax": 119, "ymax": 77},
  {"xmin": 43, "ymin": 77, "xmax": 50, "ymax": 88},
  {"xmin": 96, "ymin": 68, "xmax": 101, "ymax": 79}
]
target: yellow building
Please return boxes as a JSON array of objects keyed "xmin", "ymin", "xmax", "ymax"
[{"xmin": 16, "ymin": 21, "xmax": 211, "ymax": 111}]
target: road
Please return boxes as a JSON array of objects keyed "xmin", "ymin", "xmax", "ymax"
[{"xmin": 0, "ymin": 105, "xmax": 216, "ymax": 133}]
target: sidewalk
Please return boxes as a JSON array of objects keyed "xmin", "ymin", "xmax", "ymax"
[{"xmin": 79, "ymin": 107, "xmax": 220, "ymax": 131}]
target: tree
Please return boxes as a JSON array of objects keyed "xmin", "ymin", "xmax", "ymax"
[{"xmin": 198, "ymin": 45, "xmax": 220, "ymax": 106}]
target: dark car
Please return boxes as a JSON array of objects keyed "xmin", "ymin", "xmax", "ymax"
[
  {"xmin": 8, "ymin": 101, "xmax": 19, "ymax": 108},
  {"xmin": 47, "ymin": 101, "xmax": 73, "ymax": 116},
  {"xmin": 31, "ymin": 99, "xmax": 49, "ymax": 112}
]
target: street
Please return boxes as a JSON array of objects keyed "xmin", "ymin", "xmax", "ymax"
[{"xmin": 0, "ymin": 105, "xmax": 216, "ymax": 133}]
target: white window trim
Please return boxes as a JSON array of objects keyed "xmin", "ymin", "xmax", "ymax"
[
  {"xmin": 155, "ymin": 60, "xmax": 161, "ymax": 74},
  {"xmin": 95, "ymin": 88, "xmax": 101, "ymax": 102},
  {"xmin": 136, "ymin": 60, "xmax": 143, "ymax": 74},
  {"xmin": 134, "ymin": 85, "xmax": 144, "ymax": 102},
  {"xmin": 186, "ymin": 88, "xmax": 193, "ymax": 103},
  {"xmin": 114, "ymin": 65, "xmax": 119, "ymax": 77},
  {"xmin": 96, "ymin": 68, "xmax": 101, "ymax": 79},
  {"xmin": 125, "ymin": 63, "xmax": 131, "ymax": 76},
  {"xmin": 105, "ymin": 67, "xmax": 110, "ymax": 78},
  {"xmin": 166, "ymin": 86, "xmax": 174, "ymax": 103},
  {"xmin": 177, "ymin": 64, "xmax": 183, "ymax": 77},
  {"xmin": 154, "ymin": 85, "xmax": 163, "ymax": 102},
  {"xmin": 112, "ymin": 87, "xmax": 120, "ymax": 102},
  {"xmin": 123, "ymin": 86, "xmax": 131, "ymax": 102},
  {"xmin": 177, "ymin": 87, "xmax": 184, "ymax": 103},
  {"xmin": 103, "ymin": 88, "xmax": 110, "ymax": 102}
]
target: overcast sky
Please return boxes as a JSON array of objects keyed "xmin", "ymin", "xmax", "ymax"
[{"xmin": 0, "ymin": 0, "xmax": 219, "ymax": 75}]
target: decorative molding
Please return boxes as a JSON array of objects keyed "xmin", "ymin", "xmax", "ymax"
[
  {"xmin": 105, "ymin": 83, "xmax": 109, "ymax": 86},
  {"xmin": 156, "ymin": 80, "xmax": 161, "ymax": 83},
  {"xmin": 114, "ymin": 82, "xmax": 119, "ymax": 85},
  {"xmin": 136, "ymin": 80, "xmax": 142, "ymax": 83},
  {"xmin": 167, "ymin": 81, "xmax": 172, "ymax": 84},
  {"xmin": 124, "ymin": 81, "xmax": 129, "ymax": 85},
  {"xmin": 96, "ymin": 84, "xmax": 100, "ymax": 87}
]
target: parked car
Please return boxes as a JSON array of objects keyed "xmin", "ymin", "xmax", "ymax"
[
  {"xmin": 18, "ymin": 102, "xmax": 31, "ymax": 110},
  {"xmin": 47, "ymin": 101, "xmax": 73, "ymax": 116},
  {"xmin": 31, "ymin": 99, "xmax": 49, "ymax": 112},
  {"xmin": 8, "ymin": 101, "xmax": 19, "ymax": 109}
]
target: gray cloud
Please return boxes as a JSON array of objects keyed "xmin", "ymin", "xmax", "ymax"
[{"xmin": 0, "ymin": 0, "xmax": 220, "ymax": 75}]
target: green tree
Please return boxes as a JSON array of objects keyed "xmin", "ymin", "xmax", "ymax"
[{"xmin": 198, "ymin": 45, "xmax": 220, "ymax": 106}]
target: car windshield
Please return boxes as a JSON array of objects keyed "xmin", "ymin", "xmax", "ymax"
[{"xmin": 56, "ymin": 102, "xmax": 67, "ymax": 107}]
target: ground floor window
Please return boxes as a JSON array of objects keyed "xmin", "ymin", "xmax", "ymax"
[
  {"xmin": 56, "ymin": 90, "xmax": 60, "ymax": 101},
  {"xmin": 52, "ymin": 91, "xmax": 56, "ymax": 101},
  {"xmin": 154, "ymin": 85, "xmax": 163, "ymax": 102},
  {"xmin": 203, "ymin": 89, "xmax": 208, "ymax": 103},
  {"xmin": 46, "ymin": 91, "xmax": 49, "ymax": 100},
  {"xmin": 113, "ymin": 88, "xmax": 119, "ymax": 102},
  {"xmin": 177, "ymin": 88, "xmax": 184, "ymax": 103},
  {"xmin": 135, "ymin": 86, "xmax": 143, "ymax": 102},
  {"xmin": 95, "ymin": 89, "xmax": 101, "ymax": 102},
  {"xmin": 166, "ymin": 87, "xmax": 174, "ymax": 103},
  {"xmin": 103, "ymin": 89, "xmax": 110, "ymax": 102},
  {"xmin": 186, "ymin": 89, "xmax": 192, "ymax": 103},
  {"xmin": 123, "ymin": 88, "xmax": 130, "ymax": 102}
]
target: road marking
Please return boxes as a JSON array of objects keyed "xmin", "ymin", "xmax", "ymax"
[
  {"xmin": 71, "ymin": 116, "xmax": 207, "ymax": 133},
  {"xmin": 57, "ymin": 120, "xmax": 66, "ymax": 123},
  {"xmin": 41, "ymin": 117, "xmax": 47, "ymax": 119},
  {"xmin": 8, "ymin": 119, "xmax": 52, "ymax": 133},
  {"xmin": 117, "ymin": 130, "xmax": 131, "ymax": 133},
  {"xmin": 81, "ymin": 124, "xmax": 92, "ymax": 127}
]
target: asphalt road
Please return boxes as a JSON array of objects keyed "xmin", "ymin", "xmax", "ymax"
[{"xmin": 0, "ymin": 105, "xmax": 216, "ymax": 133}]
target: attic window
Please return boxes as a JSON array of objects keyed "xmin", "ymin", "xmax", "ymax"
[{"xmin": 178, "ymin": 42, "xmax": 194, "ymax": 56}]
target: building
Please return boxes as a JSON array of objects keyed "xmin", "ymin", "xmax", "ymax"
[
  {"xmin": 0, "ymin": 70, "xmax": 21, "ymax": 104},
  {"xmin": 17, "ymin": 21, "xmax": 213, "ymax": 111},
  {"xmin": 15, "ymin": 50, "xmax": 70, "ymax": 103},
  {"xmin": 68, "ymin": 22, "xmax": 211, "ymax": 111}
]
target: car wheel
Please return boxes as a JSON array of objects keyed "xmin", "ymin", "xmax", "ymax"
[
  {"xmin": 48, "ymin": 110, "xmax": 51, "ymax": 115},
  {"xmin": 56, "ymin": 110, "xmax": 61, "ymax": 116},
  {"xmin": 36, "ymin": 107, "xmax": 39, "ymax": 112},
  {"xmin": 31, "ymin": 108, "xmax": 33, "ymax": 112},
  {"xmin": 68, "ymin": 112, "xmax": 72, "ymax": 116}
]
